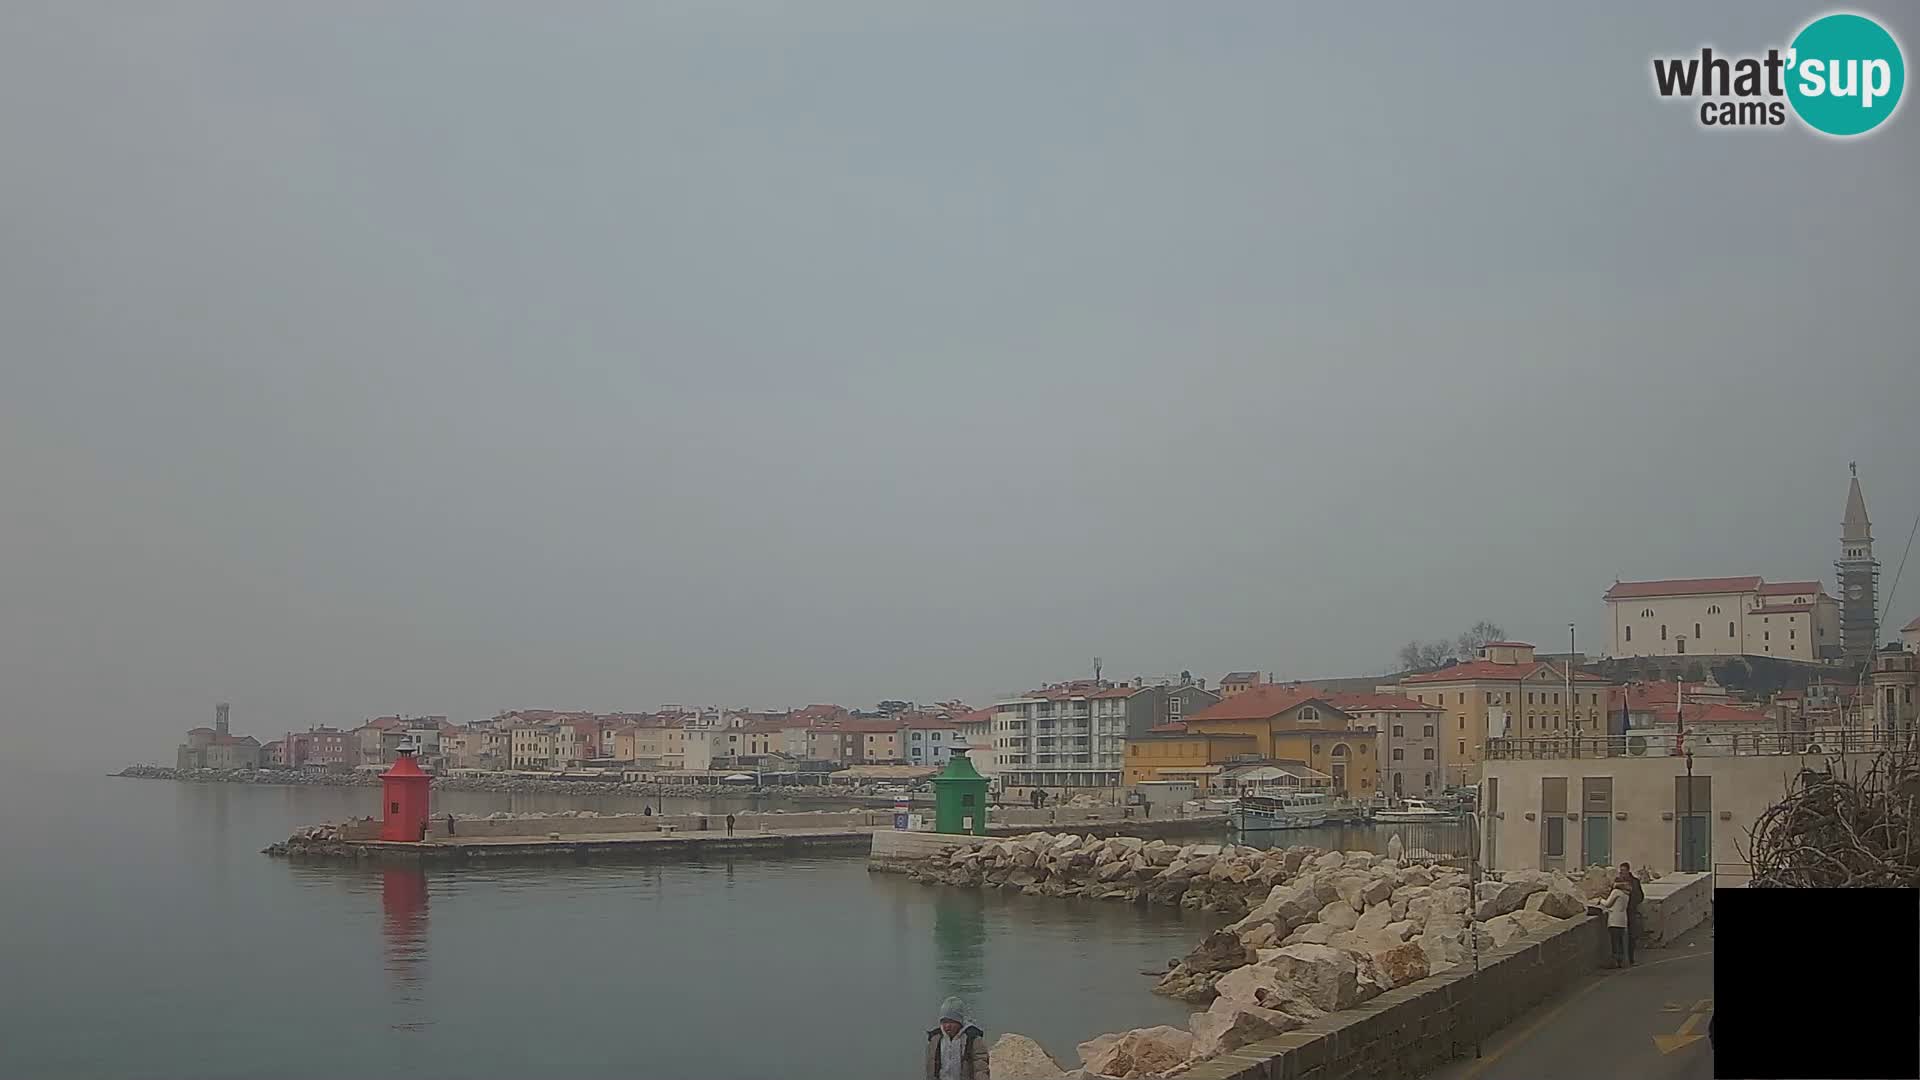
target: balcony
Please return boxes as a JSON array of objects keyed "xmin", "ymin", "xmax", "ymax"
[{"xmin": 1485, "ymin": 728, "xmax": 1908, "ymax": 760}]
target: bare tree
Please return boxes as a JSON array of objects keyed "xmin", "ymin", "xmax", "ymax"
[
  {"xmin": 1396, "ymin": 620, "xmax": 1506, "ymax": 673},
  {"xmin": 1396, "ymin": 639, "xmax": 1457, "ymax": 672},
  {"xmin": 1455, "ymin": 620, "xmax": 1507, "ymax": 659}
]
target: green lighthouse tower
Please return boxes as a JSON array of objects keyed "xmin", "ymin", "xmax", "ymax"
[{"xmin": 931, "ymin": 749, "xmax": 990, "ymax": 835}]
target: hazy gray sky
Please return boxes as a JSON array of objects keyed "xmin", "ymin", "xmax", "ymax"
[{"xmin": 4, "ymin": 3, "xmax": 1917, "ymax": 765}]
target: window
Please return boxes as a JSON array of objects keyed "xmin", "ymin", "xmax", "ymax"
[
  {"xmin": 1642, "ymin": 608, "xmax": 1654, "ymax": 617},
  {"xmin": 1459, "ymin": 717, "xmax": 1465, "ymax": 730},
  {"xmin": 1423, "ymin": 724, "xmax": 1435, "ymax": 737},
  {"xmin": 1694, "ymin": 623, "xmax": 1702, "ymax": 638},
  {"xmin": 1458, "ymin": 740, "xmax": 1467, "ymax": 756},
  {"xmin": 1486, "ymin": 691, "xmax": 1495, "ymax": 704},
  {"xmin": 1392, "ymin": 724, "xmax": 1405, "ymax": 736},
  {"xmin": 1790, "ymin": 629, "xmax": 1796, "ymax": 640},
  {"xmin": 1130, "ymin": 746, "xmax": 1138, "ymax": 756},
  {"xmin": 1299, "ymin": 707, "xmax": 1318, "ymax": 721},
  {"xmin": 1529, "ymin": 693, "xmax": 1536, "ymax": 705},
  {"xmin": 1626, "ymin": 626, "xmax": 1632, "ymax": 642},
  {"xmin": 1331, "ymin": 744, "xmax": 1347, "ymax": 757},
  {"xmin": 1457, "ymin": 693, "xmax": 1465, "ymax": 705},
  {"xmin": 1545, "ymin": 817, "xmax": 1565, "ymax": 858},
  {"xmin": 1553, "ymin": 693, "xmax": 1560, "ymax": 705},
  {"xmin": 1729, "ymin": 621, "xmax": 1736, "ymax": 637},
  {"xmin": 1708, "ymin": 605, "xmax": 1721, "ymax": 615},
  {"xmin": 912, "ymin": 731, "xmax": 923, "ymax": 741},
  {"xmin": 1425, "ymin": 772, "xmax": 1433, "ymax": 788},
  {"xmin": 1660, "ymin": 625, "xmax": 1668, "ymax": 640},
  {"xmin": 1764, "ymin": 631, "xmax": 1769, "ymax": 641},
  {"xmin": 1423, "ymin": 748, "xmax": 1435, "ymax": 759},
  {"xmin": 1393, "ymin": 749, "xmax": 1405, "ymax": 760}
]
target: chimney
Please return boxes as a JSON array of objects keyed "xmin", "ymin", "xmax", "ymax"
[{"xmin": 215, "ymin": 702, "xmax": 231, "ymax": 737}]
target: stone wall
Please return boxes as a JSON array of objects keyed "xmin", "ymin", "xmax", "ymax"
[
  {"xmin": 1638, "ymin": 871, "xmax": 1712, "ymax": 946},
  {"xmin": 1177, "ymin": 914, "xmax": 1609, "ymax": 1080},
  {"xmin": 335, "ymin": 810, "xmax": 895, "ymax": 842}
]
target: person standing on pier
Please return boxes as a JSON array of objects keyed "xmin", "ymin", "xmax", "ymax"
[
  {"xmin": 1615, "ymin": 862, "xmax": 1644, "ymax": 964},
  {"xmin": 1603, "ymin": 881, "xmax": 1631, "ymax": 967},
  {"xmin": 925, "ymin": 996, "xmax": 990, "ymax": 1080},
  {"xmin": 725, "ymin": 813, "xmax": 736, "ymax": 836}
]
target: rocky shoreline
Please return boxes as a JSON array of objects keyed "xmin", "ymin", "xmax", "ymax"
[
  {"xmin": 891, "ymin": 831, "xmax": 1640, "ymax": 1079},
  {"xmin": 113, "ymin": 764, "xmax": 897, "ymax": 802}
]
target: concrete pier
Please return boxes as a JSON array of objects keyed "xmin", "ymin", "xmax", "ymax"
[{"xmin": 266, "ymin": 813, "xmax": 1231, "ymax": 865}]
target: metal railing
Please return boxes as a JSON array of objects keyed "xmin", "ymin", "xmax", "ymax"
[{"xmin": 1485, "ymin": 728, "xmax": 1909, "ymax": 760}]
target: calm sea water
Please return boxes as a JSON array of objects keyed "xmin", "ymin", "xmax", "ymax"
[{"xmin": 0, "ymin": 765, "xmax": 1217, "ymax": 1079}]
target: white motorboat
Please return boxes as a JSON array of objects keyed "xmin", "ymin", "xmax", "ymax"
[
  {"xmin": 1230, "ymin": 792, "xmax": 1329, "ymax": 831},
  {"xmin": 1371, "ymin": 798, "xmax": 1456, "ymax": 824}
]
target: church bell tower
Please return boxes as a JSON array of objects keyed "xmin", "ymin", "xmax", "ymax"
[{"xmin": 1837, "ymin": 463, "xmax": 1879, "ymax": 665}]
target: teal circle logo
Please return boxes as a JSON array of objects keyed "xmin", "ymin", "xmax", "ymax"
[{"xmin": 1787, "ymin": 13, "xmax": 1905, "ymax": 136}]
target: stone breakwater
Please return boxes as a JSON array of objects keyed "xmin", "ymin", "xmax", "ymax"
[
  {"xmin": 889, "ymin": 832, "xmax": 1637, "ymax": 1079},
  {"xmin": 114, "ymin": 764, "xmax": 890, "ymax": 801}
]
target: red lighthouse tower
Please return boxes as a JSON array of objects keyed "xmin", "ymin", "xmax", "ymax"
[{"xmin": 379, "ymin": 746, "xmax": 432, "ymax": 842}]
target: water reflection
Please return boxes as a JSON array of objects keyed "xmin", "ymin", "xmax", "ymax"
[
  {"xmin": 932, "ymin": 889, "xmax": 986, "ymax": 1000},
  {"xmin": 380, "ymin": 866, "xmax": 431, "ymax": 1031}
]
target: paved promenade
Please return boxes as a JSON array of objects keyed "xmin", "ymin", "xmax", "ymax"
[{"xmin": 1425, "ymin": 922, "xmax": 1714, "ymax": 1080}]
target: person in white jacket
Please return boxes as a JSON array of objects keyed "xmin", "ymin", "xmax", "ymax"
[{"xmin": 1603, "ymin": 884, "xmax": 1631, "ymax": 968}]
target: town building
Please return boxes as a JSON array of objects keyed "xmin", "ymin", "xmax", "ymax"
[
  {"xmin": 1902, "ymin": 615, "xmax": 1920, "ymax": 655},
  {"xmin": 897, "ymin": 714, "xmax": 962, "ymax": 768},
  {"xmin": 1392, "ymin": 641, "xmax": 1612, "ymax": 786},
  {"xmin": 1870, "ymin": 647, "xmax": 1919, "ymax": 736},
  {"xmin": 176, "ymin": 703, "xmax": 264, "ymax": 770},
  {"xmin": 1120, "ymin": 677, "xmax": 1222, "ymax": 737},
  {"xmin": 1124, "ymin": 730, "xmax": 1261, "ymax": 791},
  {"xmin": 1480, "ymin": 721, "xmax": 1896, "ymax": 878},
  {"xmin": 1319, "ymin": 692, "xmax": 1445, "ymax": 798},
  {"xmin": 991, "ymin": 681, "xmax": 1132, "ymax": 797},
  {"xmin": 1218, "ymin": 672, "xmax": 1265, "ymax": 698},
  {"xmin": 952, "ymin": 708, "xmax": 996, "ymax": 781},
  {"xmin": 284, "ymin": 726, "xmax": 352, "ymax": 768},
  {"xmin": 1603, "ymin": 577, "xmax": 1839, "ymax": 661},
  {"xmin": 1174, "ymin": 685, "xmax": 1380, "ymax": 796}
]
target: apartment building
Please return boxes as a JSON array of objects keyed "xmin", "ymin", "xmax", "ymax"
[{"xmin": 991, "ymin": 681, "xmax": 1132, "ymax": 796}]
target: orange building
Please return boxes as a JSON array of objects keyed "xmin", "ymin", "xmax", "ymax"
[{"xmin": 1137, "ymin": 685, "xmax": 1380, "ymax": 796}]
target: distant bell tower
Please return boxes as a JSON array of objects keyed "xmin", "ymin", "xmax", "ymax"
[
  {"xmin": 215, "ymin": 702, "xmax": 231, "ymax": 738},
  {"xmin": 1837, "ymin": 463, "xmax": 1879, "ymax": 665}
]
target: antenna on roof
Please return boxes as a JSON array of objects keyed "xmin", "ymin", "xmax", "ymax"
[{"xmin": 1093, "ymin": 656, "xmax": 1103, "ymax": 683}]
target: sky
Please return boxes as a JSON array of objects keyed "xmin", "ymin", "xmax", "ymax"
[{"xmin": 3, "ymin": 3, "xmax": 1917, "ymax": 766}]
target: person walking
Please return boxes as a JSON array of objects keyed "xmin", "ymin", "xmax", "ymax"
[
  {"xmin": 1616, "ymin": 862, "xmax": 1645, "ymax": 964},
  {"xmin": 445, "ymin": 813, "xmax": 456, "ymax": 836},
  {"xmin": 1603, "ymin": 880, "xmax": 1631, "ymax": 968},
  {"xmin": 925, "ymin": 996, "xmax": 990, "ymax": 1080}
]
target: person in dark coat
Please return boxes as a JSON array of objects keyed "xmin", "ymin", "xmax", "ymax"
[
  {"xmin": 725, "ymin": 813, "xmax": 736, "ymax": 836},
  {"xmin": 925, "ymin": 997, "xmax": 989, "ymax": 1080},
  {"xmin": 445, "ymin": 813, "xmax": 456, "ymax": 836},
  {"xmin": 1616, "ymin": 862, "xmax": 1645, "ymax": 964}
]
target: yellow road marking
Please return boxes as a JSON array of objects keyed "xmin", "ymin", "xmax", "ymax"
[{"xmin": 1654, "ymin": 1005, "xmax": 1710, "ymax": 1054}]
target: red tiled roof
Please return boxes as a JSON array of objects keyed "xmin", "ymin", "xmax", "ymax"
[
  {"xmin": 1145, "ymin": 723, "xmax": 1191, "ymax": 734},
  {"xmin": 1089, "ymin": 687, "xmax": 1138, "ymax": 699},
  {"xmin": 897, "ymin": 715, "xmax": 962, "ymax": 730},
  {"xmin": 1604, "ymin": 576, "xmax": 1762, "ymax": 600},
  {"xmin": 836, "ymin": 718, "xmax": 905, "ymax": 734},
  {"xmin": 1481, "ymin": 641, "xmax": 1534, "ymax": 649},
  {"xmin": 1319, "ymin": 692, "xmax": 1443, "ymax": 713},
  {"xmin": 954, "ymin": 708, "xmax": 994, "ymax": 725},
  {"xmin": 1184, "ymin": 685, "xmax": 1337, "ymax": 723},
  {"xmin": 1221, "ymin": 672, "xmax": 1261, "ymax": 683},
  {"xmin": 1404, "ymin": 660, "xmax": 1608, "ymax": 684},
  {"xmin": 1758, "ymin": 581, "xmax": 1824, "ymax": 596}
]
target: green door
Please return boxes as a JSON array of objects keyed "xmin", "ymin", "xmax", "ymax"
[
  {"xmin": 1583, "ymin": 814, "xmax": 1611, "ymax": 867},
  {"xmin": 1679, "ymin": 815, "xmax": 1710, "ymax": 872}
]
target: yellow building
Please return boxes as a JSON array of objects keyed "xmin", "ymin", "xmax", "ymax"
[
  {"xmin": 1392, "ymin": 642, "xmax": 1612, "ymax": 786},
  {"xmin": 1140, "ymin": 686, "xmax": 1380, "ymax": 796},
  {"xmin": 1124, "ymin": 731, "xmax": 1260, "ymax": 789}
]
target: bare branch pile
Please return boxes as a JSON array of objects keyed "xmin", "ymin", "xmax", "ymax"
[{"xmin": 1745, "ymin": 734, "xmax": 1920, "ymax": 888}]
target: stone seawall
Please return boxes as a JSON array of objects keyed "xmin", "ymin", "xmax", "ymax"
[
  {"xmin": 879, "ymin": 833, "xmax": 1606, "ymax": 1078},
  {"xmin": 1178, "ymin": 914, "xmax": 1609, "ymax": 1080}
]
